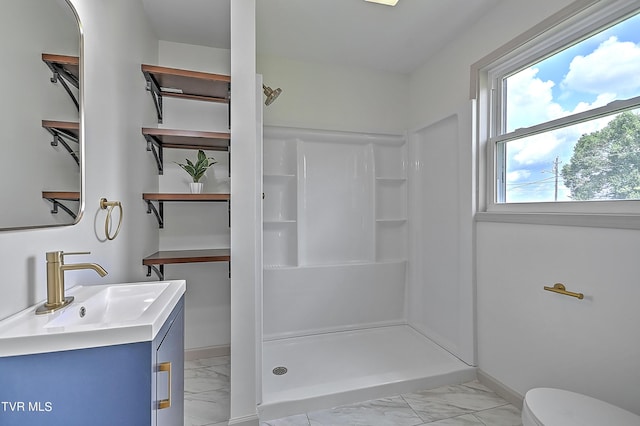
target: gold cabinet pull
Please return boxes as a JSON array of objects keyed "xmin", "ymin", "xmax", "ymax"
[
  {"xmin": 543, "ymin": 283, "xmax": 584, "ymax": 300},
  {"xmin": 158, "ymin": 362, "xmax": 172, "ymax": 409}
]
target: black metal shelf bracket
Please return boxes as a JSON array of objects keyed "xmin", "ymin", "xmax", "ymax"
[
  {"xmin": 143, "ymin": 72, "xmax": 164, "ymax": 123},
  {"xmin": 143, "ymin": 134, "xmax": 164, "ymax": 174},
  {"xmin": 44, "ymin": 126, "xmax": 80, "ymax": 166},
  {"xmin": 227, "ymin": 83, "xmax": 231, "ymax": 129},
  {"xmin": 44, "ymin": 197, "xmax": 77, "ymax": 220},
  {"xmin": 45, "ymin": 62, "xmax": 79, "ymax": 111},
  {"xmin": 145, "ymin": 200, "xmax": 164, "ymax": 229},
  {"xmin": 146, "ymin": 264, "xmax": 164, "ymax": 280}
]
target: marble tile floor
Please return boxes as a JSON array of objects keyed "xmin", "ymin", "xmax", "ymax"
[
  {"xmin": 184, "ymin": 356, "xmax": 522, "ymax": 426},
  {"xmin": 184, "ymin": 355, "xmax": 231, "ymax": 426}
]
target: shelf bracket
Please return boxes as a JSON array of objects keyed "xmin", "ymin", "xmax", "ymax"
[
  {"xmin": 143, "ymin": 134, "xmax": 164, "ymax": 174},
  {"xmin": 45, "ymin": 63, "xmax": 79, "ymax": 111},
  {"xmin": 44, "ymin": 126, "xmax": 80, "ymax": 166},
  {"xmin": 227, "ymin": 83, "xmax": 231, "ymax": 130},
  {"xmin": 43, "ymin": 197, "xmax": 77, "ymax": 220},
  {"xmin": 145, "ymin": 200, "xmax": 164, "ymax": 229},
  {"xmin": 146, "ymin": 264, "xmax": 164, "ymax": 280},
  {"xmin": 143, "ymin": 72, "xmax": 164, "ymax": 123}
]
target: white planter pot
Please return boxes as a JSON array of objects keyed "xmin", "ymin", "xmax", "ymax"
[{"xmin": 189, "ymin": 182, "xmax": 203, "ymax": 194}]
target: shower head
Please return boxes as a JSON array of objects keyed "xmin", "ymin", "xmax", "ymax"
[{"xmin": 262, "ymin": 84, "xmax": 282, "ymax": 106}]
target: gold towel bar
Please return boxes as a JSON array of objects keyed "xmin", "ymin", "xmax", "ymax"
[{"xmin": 543, "ymin": 283, "xmax": 584, "ymax": 300}]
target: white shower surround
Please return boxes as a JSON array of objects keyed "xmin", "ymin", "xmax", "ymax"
[
  {"xmin": 263, "ymin": 126, "xmax": 408, "ymax": 339},
  {"xmin": 261, "ymin": 122, "xmax": 476, "ymax": 416}
]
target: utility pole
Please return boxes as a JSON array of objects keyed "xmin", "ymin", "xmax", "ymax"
[
  {"xmin": 542, "ymin": 156, "xmax": 561, "ymax": 201},
  {"xmin": 552, "ymin": 156, "xmax": 560, "ymax": 201}
]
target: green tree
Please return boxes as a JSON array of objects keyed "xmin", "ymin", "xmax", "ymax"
[{"xmin": 562, "ymin": 111, "xmax": 640, "ymax": 200}]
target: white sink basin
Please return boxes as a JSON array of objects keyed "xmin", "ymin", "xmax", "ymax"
[
  {"xmin": 0, "ymin": 280, "xmax": 185, "ymax": 357},
  {"xmin": 45, "ymin": 283, "xmax": 170, "ymax": 328}
]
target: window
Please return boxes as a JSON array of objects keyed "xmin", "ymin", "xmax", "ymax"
[{"xmin": 475, "ymin": 0, "xmax": 640, "ymax": 219}]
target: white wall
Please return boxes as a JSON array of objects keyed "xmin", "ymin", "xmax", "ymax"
[
  {"xmin": 0, "ymin": 0, "xmax": 158, "ymax": 321},
  {"xmin": 230, "ymin": 0, "xmax": 261, "ymax": 423},
  {"xmin": 477, "ymin": 223, "xmax": 640, "ymax": 414},
  {"xmin": 156, "ymin": 41, "xmax": 232, "ymax": 351},
  {"xmin": 257, "ymin": 54, "xmax": 409, "ymax": 134},
  {"xmin": 408, "ymin": 0, "xmax": 640, "ymax": 415}
]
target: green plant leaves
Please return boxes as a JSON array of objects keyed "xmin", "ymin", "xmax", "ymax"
[{"xmin": 175, "ymin": 150, "xmax": 217, "ymax": 183}]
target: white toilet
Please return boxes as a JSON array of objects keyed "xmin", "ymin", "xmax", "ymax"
[{"xmin": 522, "ymin": 388, "xmax": 640, "ymax": 426}]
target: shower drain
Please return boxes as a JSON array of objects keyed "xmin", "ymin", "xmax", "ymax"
[{"xmin": 272, "ymin": 366, "xmax": 288, "ymax": 376}]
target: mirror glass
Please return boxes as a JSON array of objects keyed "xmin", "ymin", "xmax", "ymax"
[{"xmin": 0, "ymin": 0, "xmax": 82, "ymax": 230}]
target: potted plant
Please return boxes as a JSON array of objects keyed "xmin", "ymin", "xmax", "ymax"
[{"xmin": 175, "ymin": 150, "xmax": 217, "ymax": 193}]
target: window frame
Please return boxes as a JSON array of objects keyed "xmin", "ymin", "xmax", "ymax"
[{"xmin": 473, "ymin": 0, "xmax": 640, "ymax": 227}]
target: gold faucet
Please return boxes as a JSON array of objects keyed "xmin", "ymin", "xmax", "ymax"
[{"xmin": 35, "ymin": 251, "xmax": 108, "ymax": 315}]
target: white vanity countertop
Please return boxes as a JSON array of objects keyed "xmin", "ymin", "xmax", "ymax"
[{"xmin": 0, "ymin": 280, "xmax": 185, "ymax": 357}]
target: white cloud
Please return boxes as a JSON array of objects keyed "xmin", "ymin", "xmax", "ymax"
[
  {"xmin": 511, "ymin": 132, "xmax": 563, "ymax": 165},
  {"xmin": 506, "ymin": 169, "xmax": 531, "ymax": 182},
  {"xmin": 504, "ymin": 37, "xmax": 639, "ymax": 167},
  {"xmin": 506, "ymin": 68, "xmax": 560, "ymax": 131},
  {"xmin": 562, "ymin": 37, "xmax": 640, "ymax": 98}
]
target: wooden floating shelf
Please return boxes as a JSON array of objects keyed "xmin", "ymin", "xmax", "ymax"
[
  {"xmin": 143, "ymin": 193, "xmax": 230, "ymax": 229},
  {"xmin": 42, "ymin": 54, "xmax": 79, "ymax": 81},
  {"xmin": 42, "ymin": 53, "xmax": 80, "ymax": 110},
  {"xmin": 42, "ymin": 191, "xmax": 80, "ymax": 219},
  {"xmin": 142, "ymin": 127, "xmax": 230, "ymax": 151},
  {"xmin": 142, "ymin": 248, "xmax": 231, "ymax": 280},
  {"xmin": 143, "ymin": 249, "xmax": 231, "ymax": 266},
  {"xmin": 143, "ymin": 193, "xmax": 230, "ymax": 201},
  {"xmin": 42, "ymin": 121, "xmax": 80, "ymax": 165},
  {"xmin": 42, "ymin": 120, "xmax": 79, "ymax": 135},
  {"xmin": 141, "ymin": 64, "xmax": 230, "ymax": 103},
  {"xmin": 42, "ymin": 191, "xmax": 79, "ymax": 201}
]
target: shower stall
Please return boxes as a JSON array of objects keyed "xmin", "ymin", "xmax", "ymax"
[{"xmin": 259, "ymin": 105, "xmax": 475, "ymax": 420}]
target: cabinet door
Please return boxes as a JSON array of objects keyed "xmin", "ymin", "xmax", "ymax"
[{"xmin": 156, "ymin": 304, "xmax": 184, "ymax": 426}]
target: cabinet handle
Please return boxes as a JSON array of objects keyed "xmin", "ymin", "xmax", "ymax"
[{"xmin": 158, "ymin": 362, "xmax": 172, "ymax": 409}]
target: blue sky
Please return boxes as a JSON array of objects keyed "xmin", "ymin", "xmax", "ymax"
[{"xmin": 503, "ymin": 12, "xmax": 640, "ymax": 203}]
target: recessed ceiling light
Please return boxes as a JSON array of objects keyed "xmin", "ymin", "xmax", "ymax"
[{"xmin": 365, "ymin": 0, "xmax": 399, "ymax": 6}]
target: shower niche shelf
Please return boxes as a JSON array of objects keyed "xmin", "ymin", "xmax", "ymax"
[
  {"xmin": 142, "ymin": 127, "xmax": 230, "ymax": 174},
  {"xmin": 263, "ymin": 127, "xmax": 409, "ymax": 268}
]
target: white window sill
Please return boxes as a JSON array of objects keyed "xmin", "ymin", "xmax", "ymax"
[{"xmin": 475, "ymin": 211, "xmax": 640, "ymax": 230}]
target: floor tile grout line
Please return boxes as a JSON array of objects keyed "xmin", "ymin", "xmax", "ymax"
[{"xmin": 399, "ymin": 393, "xmax": 426, "ymax": 424}]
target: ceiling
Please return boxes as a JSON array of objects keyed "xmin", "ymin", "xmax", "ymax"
[{"xmin": 141, "ymin": 0, "xmax": 501, "ymax": 74}]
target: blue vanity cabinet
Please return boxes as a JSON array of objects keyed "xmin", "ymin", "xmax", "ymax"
[
  {"xmin": 154, "ymin": 295, "xmax": 185, "ymax": 426},
  {"xmin": 0, "ymin": 297, "xmax": 184, "ymax": 426}
]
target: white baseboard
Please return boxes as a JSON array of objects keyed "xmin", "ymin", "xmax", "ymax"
[
  {"xmin": 227, "ymin": 414, "xmax": 260, "ymax": 426},
  {"xmin": 185, "ymin": 344, "xmax": 230, "ymax": 361},
  {"xmin": 477, "ymin": 369, "xmax": 524, "ymax": 409}
]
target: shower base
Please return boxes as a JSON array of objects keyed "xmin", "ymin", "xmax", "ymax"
[{"xmin": 259, "ymin": 325, "xmax": 476, "ymax": 420}]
